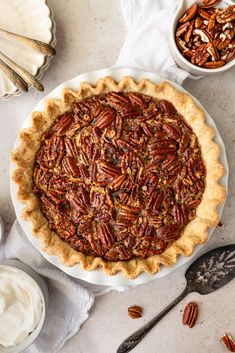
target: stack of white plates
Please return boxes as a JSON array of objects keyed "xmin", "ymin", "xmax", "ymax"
[{"xmin": 0, "ymin": 0, "xmax": 56, "ymax": 100}]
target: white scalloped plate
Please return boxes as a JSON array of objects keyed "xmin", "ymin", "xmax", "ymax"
[
  {"xmin": 10, "ymin": 68, "xmax": 228, "ymax": 286},
  {"xmin": 0, "ymin": 0, "xmax": 56, "ymax": 100}
]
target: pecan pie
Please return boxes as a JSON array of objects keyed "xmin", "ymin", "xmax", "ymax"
[{"xmin": 12, "ymin": 77, "xmax": 225, "ymax": 278}]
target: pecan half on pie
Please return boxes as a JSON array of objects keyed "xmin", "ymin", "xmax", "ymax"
[{"xmin": 12, "ymin": 77, "xmax": 225, "ymax": 278}]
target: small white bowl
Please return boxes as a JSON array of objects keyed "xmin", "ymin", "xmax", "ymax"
[
  {"xmin": 0, "ymin": 260, "xmax": 48, "ymax": 353},
  {"xmin": 169, "ymin": 0, "xmax": 235, "ymax": 76}
]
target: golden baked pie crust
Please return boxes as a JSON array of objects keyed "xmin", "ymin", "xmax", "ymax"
[{"xmin": 12, "ymin": 76, "xmax": 226, "ymax": 278}]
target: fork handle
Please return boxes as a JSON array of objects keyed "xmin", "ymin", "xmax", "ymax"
[{"xmin": 117, "ymin": 287, "xmax": 188, "ymax": 353}]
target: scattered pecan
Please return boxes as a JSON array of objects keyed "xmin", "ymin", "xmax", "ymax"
[
  {"xmin": 222, "ymin": 333, "xmax": 235, "ymax": 352},
  {"xmin": 128, "ymin": 306, "xmax": 143, "ymax": 319},
  {"xmin": 182, "ymin": 302, "xmax": 198, "ymax": 328},
  {"xmin": 175, "ymin": 2, "xmax": 235, "ymax": 69}
]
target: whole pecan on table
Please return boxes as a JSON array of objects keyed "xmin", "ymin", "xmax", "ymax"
[
  {"xmin": 222, "ymin": 333, "xmax": 235, "ymax": 352},
  {"xmin": 128, "ymin": 305, "xmax": 143, "ymax": 319},
  {"xmin": 175, "ymin": 2, "xmax": 235, "ymax": 68},
  {"xmin": 182, "ymin": 302, "xmax": 198, "ymax": 328}
]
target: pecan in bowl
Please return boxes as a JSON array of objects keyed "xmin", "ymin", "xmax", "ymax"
[{"xmin": 170, "ymin": 1, "xmax": 235, "ymax": 74}]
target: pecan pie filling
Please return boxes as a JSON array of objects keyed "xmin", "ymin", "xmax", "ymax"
[{"xmin": 33, "ymin": 92, "xmax": 206, "ymax": 262}]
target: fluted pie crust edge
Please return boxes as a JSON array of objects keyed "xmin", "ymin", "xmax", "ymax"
[{"xmin": 11, "ymin": 76, "xmax": 226, "ymax": 279}]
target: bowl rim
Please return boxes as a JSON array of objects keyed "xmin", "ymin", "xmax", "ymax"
[
  {"xmin": 170, "ymin": 1, "xmax": 235, "ymax": 73},
  {"xmin": 0, "ymin": 260, "xmax": 47, "ymax": 353}
]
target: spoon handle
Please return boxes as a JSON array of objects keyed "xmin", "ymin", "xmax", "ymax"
[
  {"xmin": 0, "ymin": 28, "xmax": 56, "ymax": 56},
  {"xmin": 0, "ymin": 59, "xmax": 28, "ymax": 92},
  {"xmin": 0, "ymin": 51, "xmax": 44, "ymax": 91},
  {"xmin": 117, "ymin": 287, "xmax": 188, "ymax": 353}
]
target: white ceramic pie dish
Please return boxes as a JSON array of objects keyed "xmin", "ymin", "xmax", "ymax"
[
  {"xmin": 10, "ymin": 67, "xmax": 228, "ymax": 286},
  {"xmin": 0, "ymin": 0, "xmax": 56, "ymax": 100},
  {"xmin": 169, "ymin": 0, "xmax": 235, "ymax": 76},
  {"xmin": 0, "ymin": 259, "xmax": 48, "ymax": 353}
]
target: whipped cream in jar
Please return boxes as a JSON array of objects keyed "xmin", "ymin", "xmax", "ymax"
[{"xmin": 0, "ymin": 264, "xmax": 43, "ymax": 348}]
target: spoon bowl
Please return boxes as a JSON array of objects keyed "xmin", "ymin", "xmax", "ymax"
[{"xmin": 185, "ymin": 244, "xmax": 235, "ymax": 295}]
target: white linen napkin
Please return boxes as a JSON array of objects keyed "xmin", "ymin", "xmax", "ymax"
[
  {"xmin": 116, "ymin": 0, "xmax": 194, "ymax": 85},
  {"xmin": 0, "ymin": 221, "xmax": 126, "ymax": 353}
]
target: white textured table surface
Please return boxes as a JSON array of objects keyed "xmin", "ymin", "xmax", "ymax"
[{"xmin": 0, "ymin": 1, "xmax": 234, "ymax": 352}]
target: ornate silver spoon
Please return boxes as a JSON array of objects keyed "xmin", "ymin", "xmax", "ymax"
[
  {"xmin": 0, "ymin": 51, "xmax": 44, "ymax": 91},
  {"xmin": 117, "ymin": 244, "xmax": 235, "ymax": 353},
  {"xmin": 0, "ymin": 59, "xmax": 28, "ymax": 92},
  {"xmin": 0, "ymin": 28, "xmax": 56, "ymax": 56},
  {"xmin": 0, "ymin": 50, "xmax": 44, "ymax": 91}
]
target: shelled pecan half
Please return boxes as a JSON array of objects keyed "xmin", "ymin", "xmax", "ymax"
[
  {"xmin": 182, "ymin": 302, "xmax": 198, "ymax": 328},
  {"xmin": 128, "ymin": 306, "xmax": 143, "ymax": 319},
  {"xmin": 222, "ymin": 333, "xmax": 235, "ymax": 352}
]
